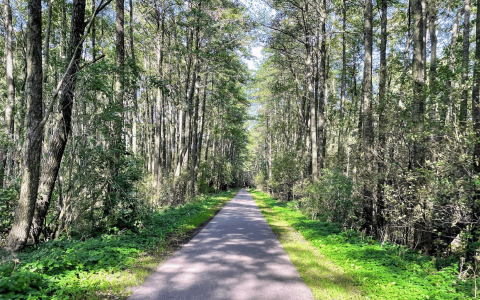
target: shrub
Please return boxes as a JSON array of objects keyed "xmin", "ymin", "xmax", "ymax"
[
  {"xmin": 0, "ymin": 186, "xmax": 18, "ymax": 240},
  {"xmin": 294, "ymin": 169, "xmax": 355, "ymax": 224},
  {"xmin": 269, "ymin": 151, "xmax": 301, "ymax": 201}
]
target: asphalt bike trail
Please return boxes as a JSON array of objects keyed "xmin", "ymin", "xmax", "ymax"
[{"xmin": 128, "ymin": 189, "xmax": 315, "ymax": 300}]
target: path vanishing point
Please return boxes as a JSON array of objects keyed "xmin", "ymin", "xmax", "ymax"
[{"xmin": 128, "ymin": 189, "xmax": 315, "ymax": 300}]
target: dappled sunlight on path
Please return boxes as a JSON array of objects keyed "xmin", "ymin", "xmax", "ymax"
[{"xmin": 128, "ymin": 189, "xmax": 314, "ymax": 300}]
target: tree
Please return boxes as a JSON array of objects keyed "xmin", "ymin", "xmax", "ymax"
[
  {"xmin": 30, "ymin": 0, "xmax": 89, "ymax": 243},
  {"xmin": 6, "ymin": 0, "xmax": 44, "ymax": 251},
  {"xmin": 360, "ymin": 0, "xmax": 374, "ymax": 232},
  {"xmin": 459, "ymin": 0, "xmax": 471, "ymax": 129},
  {"xmin": 2, "ymin": 0, "xmax": 15, "ymax": 189},
  {"xmin": 472, "ymin": 0, "xmax": 480, "ymax": 219},
  {"xmin": 376, "ymin": 0, "xmax": 388, "ymax": 234}
]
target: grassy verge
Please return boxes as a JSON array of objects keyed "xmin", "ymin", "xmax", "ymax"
[
  {"xmin": 250, "ymin": 189, "xmax": 475, "ymax": 300},
  {"xmin": 252, "ymin": 189, "xmax": 365, "ymax": 300},
  {"xmin": 0, "ymin": 189, "xmax": 238, "ymax": 300}
]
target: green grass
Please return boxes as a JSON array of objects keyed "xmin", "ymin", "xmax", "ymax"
[
  {"xmin": 254, "ymin": 189, "xmax": 366, "ymax": 300},
  {"xmin": 250, "ymin": 189, "xmax": 476, "ymax": 300},
  {"xmin": 0, "ymin": 189, "xmax": 238, "ymax": 300}
]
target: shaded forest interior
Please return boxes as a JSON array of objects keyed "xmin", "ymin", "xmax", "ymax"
[
  {"xmin": 2, "ymin": 0, "xmax": 480, "ymax": 289},
  {"xmin": 0, "ymin": 0, "xmax": 252, "ymax": 251},
  {"xmin": 251, "ymin": 0, "xmax": 480, "ymax": 265}
]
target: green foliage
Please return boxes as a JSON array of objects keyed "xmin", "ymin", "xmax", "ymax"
[
  {"xmin": 0, "ymin": 186, "xmax": 18, "ymax": 239},
  {"xmin": 251, "ymin": 190, "xmax": 477, "ymax": 299},
  {"xmin": 254, "ymin": 172, "xmax": 268, "ymax": 192},
  {"xmin": 292, "ymin": 169, "xmax": 356, "ymax": 224},
  {"xmin": 197, "ymin": 162, "xmax": 216, "ymax": 194},
  {"xmin": 269, "ymin": 151, "xmax": 301, "ymax": 201},
  {"xmin": 55, "ymin": 147, "xmax": 146, "ymax": 239},
  {"xmin": 0, "ymin": 190, "xmax": 237, "ymax": 299}
]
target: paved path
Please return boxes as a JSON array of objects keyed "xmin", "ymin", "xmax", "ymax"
[{"xmin": 128, "ymin": 189, "xmax": 315, "ymax": 300}]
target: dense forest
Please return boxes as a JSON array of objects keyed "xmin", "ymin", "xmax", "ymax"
[
  {"xmin": 0, "ymin": 0, "xmax": 252, "ymax": 252},
  {"xmin": 3, "ymin": 0, "xmax": 480, "ymax": 293},
  {"xmin": 251, "ymin": 0, "xmax": 480, "ymax": 261}
]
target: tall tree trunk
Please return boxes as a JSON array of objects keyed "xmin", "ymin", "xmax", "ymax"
[
  {"xmin": 130, "ymin": 0, "xmax": 138, "ymax": 154},
  {"xmin": 403, "ymin": 0, "xmax": 412, "ymax": 74},
  {"xmin": 460, "ymin": 0, "xmax": 471, "ymax": 129},
  {"xmin": 104, "ymin": 0, "xmax": 125, "ymax": 217},
  {"xmin": 317, "ymin": 0, "xmax": 327, "ymax": 174},
  {"xmin": 308, "ymin": 45, "xmax": 317, "ymax": 181},
  {"xmin": 2, "ymin": 0, "xmax": 15, "ymax": 189},
  {"xmin": 92, "ymin": 0, "xmax": 96, "ymax": 60},
  {"xmin": 377, "ymin": 0, "xmax": 388, "ymax": 235},
  {"xmin": 6, "ymin": 0, "xmax": 43, "ymax": 251},
  {"xmin": 43, "ymin": 0, "xmax": 54, "ymax": 86},
  {"xmin": 412, "ymin": 0, "xmax": 427, "ymax": 252},
  {"xmin": 422, "ymin": 0, "xmax": 438, "ymax": 256},
  {"xmin": 428, "ymin": 0, "xmax": 437, "ymax": 125},
  {"xmin": 472, "ymin": 0, "xmax": 480, "ymax": 219},
  {"xmin": 361, "ymin": 0, "xmax": 374, "ymax": 232},
  {"xmin": 338, "ymin": 0, "xmax": 346, "ymax": 164},
  {"xmin": 115, "ymin": 0, "xmax": 125, "ymax": 126},
  {"xmin": 190, "ymin": 75, "xmax": 201, "ymax": 195},
  {"xmin": 412, "ymin": 0, "xmax": 427, "ymax": 170},
  {"xmin": 422, "ymin": 0, "xmax": 427, "ymax": 80},
  {"xmin": 197, "ymin": 74, "xmax": 209, "ymax": 171},
  {"xmin": 30, "ymin": 0, "xmax": 87, "ymax": 243},
  {"xmin": 155, "ymin": 11, "xmax": 165, "ymax": 179}
]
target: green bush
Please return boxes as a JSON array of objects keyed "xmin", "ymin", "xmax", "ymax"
[
  {"xmin": 0, "ymin": 186, "xmax": 18, "ymax": 239},
  {"xmin": 269, "ymin": 151, "xmax": 301, "ymax": 201},
  {"xmin": 294, "ymin": 169, "xmax": 356, "ymax": 223},
  {"xmin": 254, "ymin": 172, "xmax": 268, "ymax": 192}
]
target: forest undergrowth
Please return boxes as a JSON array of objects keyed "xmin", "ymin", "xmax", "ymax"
[
  {"xmin": 251, "ymin": 189, "xmax": 477, "ymax": 300},
  {"xmin": 0, "ymin": 189, "xmax": 237, "ymax": 299}
]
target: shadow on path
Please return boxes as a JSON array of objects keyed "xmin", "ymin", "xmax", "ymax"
[{"xmin": 128, "ymin": 189, "xmax": 314, "ymax": 300}]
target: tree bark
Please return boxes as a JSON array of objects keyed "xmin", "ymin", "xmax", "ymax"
[
  {"xmin": 115, "ymin": 0, "xmax": 125, "ymax": 123},
  {"xmin": 30, "ymin": 0, "xmax": 87, "ymax": 243},
  {"xmin": 412, "ymin": 0, "xmax": 427, "ymax": 252},
  {"xmin": 412, "ymin": 0, "xmax": 426, "ymax": 169},
  {"xmin": 460, "ymin": 0, "xmax": 471, "ymax": 129},
  {"xmin": 130, "ymin": 0, "xmax": 138, "ymax": 154},
  {"xmin": 377, "ymin": 0, "xmax": 388, "ymax": 235},
  {"xmin": 338, "ymin": 0, "xmax": 347, "ymax": 164},
  {"xmin": 43, "ymin": 0, "xmax": 54, "ymax": 85},
  {"xmin": 2, "ymin": 0, "xmax": 15, "ymax": 189},
  {"xmin": 403, "ymin": 0, "xmax": 412, "ymax": 74},
  {"xmin": 317, "ymin": 0, "xmax": 327, "ymax": 174},
  {"xmin": 104, "ymin": 0, "xmax": 125, "ymax": 217},
  {"xmin": 422, "ymin": 0, "xmax": 438, "ymax": 256},
  {"xmin": 92, "ymin": 0, "xmax": 96, "ymax": 60},
  {"xmin": 6, "ymin": 0, "xmax": 43, "ymax": 251},
  {"xmin": 155, "ymin": 8, "xmax": 165, "ymax": 179},
  {"xmin": 428, "ymin": 0, "xmax": 437, "ymax": 124},
  {"xmin": 197, "ymin": 74, "xmax": 209, "ymax": 172},
  {"xmin": 190, "ymin": 75, "xmax": 201, "ymax": 195},
  {"xmin": 472, "ymin": 0, "xmax": 480, "ymax": 178},
  {"xmin": 361, "ymin": 0, "xmax": 374, "ymax": 232},
  {"xmin": 472, "ymin": 0, "xmax": 480, "ymax": 232}
]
